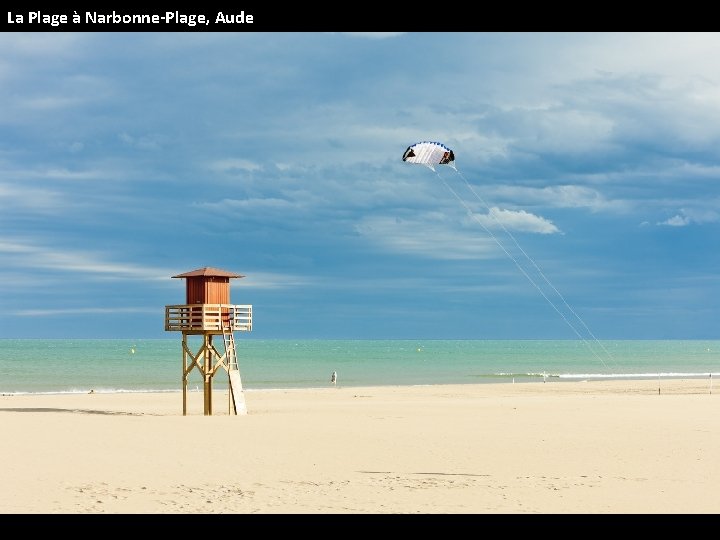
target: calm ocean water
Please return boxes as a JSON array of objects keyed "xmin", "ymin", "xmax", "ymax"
[{"xmin": 0, "ymin": 338, "xmax": 718, "ymax": 395}]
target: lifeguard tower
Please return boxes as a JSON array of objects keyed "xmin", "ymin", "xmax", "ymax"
[{"xmin": 164, "ymin": 267, "xmax": 252, "ymax": 416}]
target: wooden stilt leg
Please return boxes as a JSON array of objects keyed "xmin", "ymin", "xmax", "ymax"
[
  {"xmin": 182, "ymin": 334, "xmax": 188, "ymax": 416},
  {"xmin": 204, "ymin": 335, "xmax": 212, "ymax": 415}
]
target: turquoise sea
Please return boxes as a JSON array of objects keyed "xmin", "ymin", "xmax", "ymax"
[{"xmin": 1, "ymin": 339, "xmax": 719, "ymax": 395}]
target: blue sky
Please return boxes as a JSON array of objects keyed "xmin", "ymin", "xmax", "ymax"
[{"xmin": 1, "ymin": 32, "xmax": 718, "ymax": 339}]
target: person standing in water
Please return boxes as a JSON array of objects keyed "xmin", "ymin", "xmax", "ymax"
[{"xmin": 330, "ymin": 371, "xmax": 337, "ymax": 386}]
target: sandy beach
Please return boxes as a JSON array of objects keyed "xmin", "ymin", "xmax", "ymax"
[{"xmin": 1, "ymin": 378, "xmax": 719, "ymax": 514}]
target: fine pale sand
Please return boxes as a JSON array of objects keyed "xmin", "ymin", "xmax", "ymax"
[{"xmin": 1, "ymin": 378, "xmax": 719, "ymax": 514}]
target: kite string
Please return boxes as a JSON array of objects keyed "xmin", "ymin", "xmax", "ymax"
[
  {"xmin": 431, "ymin": 165, "xmax": 614, "ymax": 371},
  {"xmin": 453, "ymin": 168, "xmax": 617, "ymax": 368}
]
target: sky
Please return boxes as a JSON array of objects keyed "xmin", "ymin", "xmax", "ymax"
[{"xmin": 1, "ymin": 31, "xmax": 718, "ymax": 339}]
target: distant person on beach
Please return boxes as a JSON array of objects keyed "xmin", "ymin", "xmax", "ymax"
[{"xmin": 331, "ymin": 371, "xmax": 337, "ymax": 386}]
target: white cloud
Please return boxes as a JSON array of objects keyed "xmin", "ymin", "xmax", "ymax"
[
  {"xmin": 14, "ymin": 307, "xmax": 157, "ymax": 317},
  {"xmin": 581, "ymin": 33, "xmax": 720, "ymax": 83},
  {"xmin": 194, "ymin": 197, "xmax": 297, "ymax": 213},
  {"xmin": 489, "ymin": 184, "xmax": 628, "ymax": 213},
  {"xmin": 683, "ymin": 207, "xmax": 720, "ymax": 224},
  {"xmin": 17, "ymin": 95, "xmax": 81, "ymax": 111},
  {"xmin": 0, "ymin": 238, "xmax": 312, "ymax": 292},
  {"xmin": 471, "ymin": 207, "xmax": 561, "ymax": 235},
  {"xmin": 238, "ymin": 271, "xmax": 316, "ymax": 289},
  {"xmin": 117, "ymin": 132, "xmax": 163, "ymax": 151},
  {"xmin": 355, "ymin": 214, "xmax": 499, "ymax": 259},
  {"xmin": 0, "ymin": 183, "xmax": 66, "ymax": 211},
  {"xmin": 336, "ymin": 33, "xmax": 406, "ymax": 40},
  {"xmin": 658, "ymin": 215, "xmax": 690, "ymax": 227},
  {"xmin": 658, "ymin": 208, "xmax": 720, "ymax": 227},
  {"xmin": 0, "ymin": 163, "xmax": 125, "ymax": 184},
  {"xmin": 209, "ymin": 158, "xmax": 263, "ymax": 174},
  {"xmin": 0, "ymin": 239, "xmax": 174, "ymax": 280},
  {"xmin": 0, "ymin": 33, "xmax": 84, "ymax": 56},
  {"xmin": 509, "ymin": 107, "xmax": 615, "ymax": 155}
]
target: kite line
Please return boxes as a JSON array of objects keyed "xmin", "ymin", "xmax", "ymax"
[{"xmin": 402, "ymin": 141, "xmax": 616, "ymax": 370}]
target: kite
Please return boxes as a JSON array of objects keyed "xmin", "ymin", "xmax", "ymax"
[
  {"xmin": 402, "ymin": 141, "xmax": 455, "ymax": 171},
  {"xmin": 401, "ymin": 139, "xmax": 614, "ymax": 370}
]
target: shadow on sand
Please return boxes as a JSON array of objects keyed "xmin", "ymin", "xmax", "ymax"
[{"xmin": 0, "ymin": 407, "xmax": 145, "ymax": 416}]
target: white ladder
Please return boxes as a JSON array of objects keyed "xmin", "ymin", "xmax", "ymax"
[{"xmin": 223, "ymin": 324, "xmax": 247, "ymax": 415}]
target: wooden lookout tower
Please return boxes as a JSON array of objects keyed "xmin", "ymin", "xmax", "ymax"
[{"xmin": 164, "ymin": 267, "xmax": 252, "ymax": 415}]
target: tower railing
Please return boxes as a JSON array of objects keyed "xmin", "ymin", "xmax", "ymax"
[{"xmin": 164, "ymin": 304, "xmax": 252, "ymax": 332}]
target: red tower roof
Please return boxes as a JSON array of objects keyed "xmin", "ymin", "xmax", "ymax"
[{"xmin": 172, "ymin": 267, "xmax": 245, "ymax": 279}]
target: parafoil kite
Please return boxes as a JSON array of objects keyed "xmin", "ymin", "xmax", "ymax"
[
  {"xmin": 402, "ymin": 141, "xmax": 455, "ymax": 170},
  {"xmin": 399, "ymin": 139, "xmax": 613, "ymax": 369}
]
